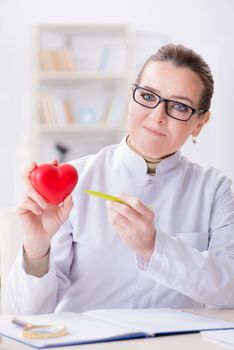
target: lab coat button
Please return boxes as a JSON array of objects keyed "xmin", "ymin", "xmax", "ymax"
[{"xmin": 144, "ymin": 179, "xmax": 154, "ymax": 187}]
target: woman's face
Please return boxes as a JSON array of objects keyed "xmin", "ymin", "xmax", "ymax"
[{"xmin": 127, "ymin": 61, "xmax": 210, "ymax": 158}]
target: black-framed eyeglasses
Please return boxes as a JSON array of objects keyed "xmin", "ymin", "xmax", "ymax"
[{"xmin": 132, "ymin": 84, "xmax": 207, "ymax": 122}]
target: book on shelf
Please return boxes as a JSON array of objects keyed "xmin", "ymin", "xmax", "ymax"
[
  {"xmin": 0, "ymin": 308, "xmax": 234, "ymax": 349},
  {"xmin": 40, "ymin": 94, "xmax": 56, "ymax": 125},
  {"xmin": 64, "ymin": 100, "xmax": 75, "ymax": 124},
  {"xmin": 40, "ymin": 49, "xmax": 76, "ymax": 71},
  {"xmin": 40, "ymin": 94, "xmax": 75, "ymax": 125}
]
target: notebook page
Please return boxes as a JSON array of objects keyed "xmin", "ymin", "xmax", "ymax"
[{"xmin": 84, "ymin": 308, "xmax": 234, "ymax": 334}]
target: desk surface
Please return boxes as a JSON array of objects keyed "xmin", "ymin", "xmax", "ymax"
[{"xmin": 1, "ymin": 308, "xmax": 234, "ymax": 350}]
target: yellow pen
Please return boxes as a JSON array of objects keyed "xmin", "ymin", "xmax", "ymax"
[
  {"xmin": 84, "ymin": 190, "xmax": 129, "ymax": 205},
  {"xmin": 84, "ymin": 190, "xmax": 153, "ymax": 210}
]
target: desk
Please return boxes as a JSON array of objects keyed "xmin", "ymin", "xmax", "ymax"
[{"xmin": 1, "ymin": 309, "xmax": 234, "ymax": 350}]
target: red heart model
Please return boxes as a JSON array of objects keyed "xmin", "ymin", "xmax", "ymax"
[{"xmin": 30, "ymin": 163, "xmax": 78, "ymax": 205}]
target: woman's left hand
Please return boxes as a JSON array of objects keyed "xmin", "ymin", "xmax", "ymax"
[{"xmin": 106, "ymin": 194, "xmax": 156, "ymax": 261}]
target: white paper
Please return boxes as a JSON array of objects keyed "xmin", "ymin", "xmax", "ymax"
[{"xmin": 84, "ymin": 308, "xmax": 234, "ymax": 335}]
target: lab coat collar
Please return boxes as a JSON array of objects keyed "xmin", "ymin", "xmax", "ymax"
[{"xmin": 117, "ymin": 136, "xmax": 182, "ymax": 176}]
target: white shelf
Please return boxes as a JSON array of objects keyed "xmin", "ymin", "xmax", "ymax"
[
  {"xmin": 37, "ymin": 71, "xmax": 128, "ymax": 81},
  {"xmin": 38, "ymin": 24, "xmax": 131, "ymax": 36},
  {"xmin": 39, "ymin": 123, "xmax": 126, "ymax": 133}
]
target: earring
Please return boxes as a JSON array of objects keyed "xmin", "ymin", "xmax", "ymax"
[{"xmin": 192, "ymin": 136, "xmax": 197, "ymax": 145}]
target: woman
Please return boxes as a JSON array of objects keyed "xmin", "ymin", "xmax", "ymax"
[{"xmin": 7, "ymin": 44, "xmax": 234, "ymax": 314}]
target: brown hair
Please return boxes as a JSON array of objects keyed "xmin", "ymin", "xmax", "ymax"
[{"xmin": 135, "ymin": 43, "xmax": 214, "ymax": 111}]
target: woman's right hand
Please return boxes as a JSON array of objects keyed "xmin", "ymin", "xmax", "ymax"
[{"xmin": 18, "ymin": 161, "xmax": 73, "ymax": 259}]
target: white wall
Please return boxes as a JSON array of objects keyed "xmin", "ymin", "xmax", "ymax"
[{"xmin": 0, "ymin": 0, "xmax": 234, "ymax": 207}]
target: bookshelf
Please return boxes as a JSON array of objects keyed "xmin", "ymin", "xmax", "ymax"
[
  {"xmin": 34, "ymin": 24, "xmax": 133, "ymax": 162},
  {"xmin": 34, "ymin": 25, "xmax": 168, "ymax": 163}
]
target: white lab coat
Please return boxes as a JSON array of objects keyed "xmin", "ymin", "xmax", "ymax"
[{"xmin": 7, "ymin": 138, "xmax": 234, "ymax": 314}]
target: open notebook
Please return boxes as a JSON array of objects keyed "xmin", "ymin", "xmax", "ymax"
[{"xmin": 0, "ymin": 308, "xmax": 234, "ymax": 349}]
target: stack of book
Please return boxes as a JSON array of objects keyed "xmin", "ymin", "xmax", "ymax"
[
  {"xmin": 40, "ymin": 49, "xmax": 76, "ymax": 71},
  {"xmin": 40, "ymin": 94, "xmax": 75, "ymax": 125}
]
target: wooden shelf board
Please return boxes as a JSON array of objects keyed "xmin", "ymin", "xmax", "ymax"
[{"xmin": 39, "ymin": 124, "xmax": 126, "ymax": 133}]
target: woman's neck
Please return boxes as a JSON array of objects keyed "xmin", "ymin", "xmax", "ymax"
[
  {"xmin": 126, "ymin": 135, "xmax": 173, "ymax": 162},
  {"xmin": 126, "ymin": 135, "xmax": 174, "ymax": 175}
]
